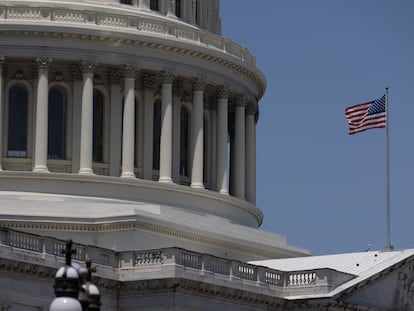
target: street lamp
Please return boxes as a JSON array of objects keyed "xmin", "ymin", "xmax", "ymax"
[{"xmin": 49, "ymin": 240, "xmax": 101, "ymax": 311}]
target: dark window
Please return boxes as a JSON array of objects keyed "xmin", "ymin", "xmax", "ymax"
[
  {"xmin": 93, "ymin": 90, "xmax": 104, "ymax": 162},
  {"xmin": 175, "ymin": 0, "xmax": 182, "ymax": 17},
  {"xmin": 150, "ymin": 0, "xmax": 159, "ymax": 11},
  {"xmin": 153, "ymin": 100, "xmax": 161, "ymax": 170},
  {"xmin": 180, "ymin": 106, "xmax": 189, "ymax": 176},
  {"xmin": 48, "ymin": 87, "xmax": 66, "ymax": 159},
  {"xmin": 8, "ymin": 85, "xmax": 28, "ymax": 157},
  {"xmin": 120, "ymin": 0, "xmax": 132, "ymax": 4}
]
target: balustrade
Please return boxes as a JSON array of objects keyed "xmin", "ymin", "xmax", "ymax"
[
  {"xmin": 0, "ymin": 228, "xmax": 335, "ymax": 290},
  {"xmin": 0, "ymin": 4, "xmax": 256, "ymax": 66}
]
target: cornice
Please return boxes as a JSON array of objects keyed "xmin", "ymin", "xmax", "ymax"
[{"xmin": 0, "ymin": 220, "xmax": 282, "ymax": 259}]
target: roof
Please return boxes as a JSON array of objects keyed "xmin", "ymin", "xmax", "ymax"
[{"xmin": 250, "ymin": 249, "xmax": 414, "ymax": 299}]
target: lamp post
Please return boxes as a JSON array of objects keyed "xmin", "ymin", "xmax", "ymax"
[{"xmin": 49, "ymin": 240, "xmax": 101, "ymax": 311}]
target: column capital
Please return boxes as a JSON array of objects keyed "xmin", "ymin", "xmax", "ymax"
[
  {"xmin": 217, "ymin": 85, "xmax": 230, "ymax": 99},
  {"xmin": 80, "ymin": 61, "xmax": 96, "ymax": 74},
  {"xmin": 192, "ymin": 77, "xmax": 205, "ymax": 92},
  {"xmin": 173, "ymin": 79, "xmax": 184, "ymax": 98},
  {"xmin": 35, "ymin": 56, "xmax": 52, "ymax": 71},
  {"xmin": 143, "ymin": 73, "xmax": 155, "ymax": 90},
  {"xmin": 160, "ymin": 71, "xmax": 175, "ymax": 84},
  {"xmin": 71, "ymin": 64, "xmax": 83, "ymax": 81},
  {"xmin": 108, "ymin": 67, "xmax": 122, "ymax": 82},
  {"xmin": 123, "ymin": 65, "xmax": 139, "ymax": 79},
  {"xmin": 246, "ymin": 101, "xmax": 258, "ymax": 116},
  {"xmin": 233, "ymin": 93, "xmax": 248, "ymax": 108},
  {"xmin": 0, "ymin": 56, "xmax": 5, "ymax": 68}
]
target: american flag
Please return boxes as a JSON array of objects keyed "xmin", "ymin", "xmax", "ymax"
[{"xmin": 345, "ymin": 95, "xmax": 386, "ymax": 135}]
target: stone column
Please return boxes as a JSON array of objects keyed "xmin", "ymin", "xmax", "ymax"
[
  {"xmin": 78, "ymin": 61, "xmax": 95, "ymax": 175},
  {"xmin": 71, "ymin": 66, "xmax": 83, "ymax": 173},
  {"xmin": 108, "ymin": 68, "xmax": 122, "ymax": 177},
  {"xmin": 143, "ymin": 74, "xmax": 154, "ymax": 180},
  {"xmin": 140, "ymin": 0, "xmax": 150, "ymax": 10},
  {"xmin": 172, "ymin": 80, "xmax": 184, "ymax": 183},
  {"xmin": 245, "ymin": 104, "xmax": 257, "ymax": 203},
  {"xmin": 159, "ymin": 71, "xmax": 174, "ymax": 183},
  {"xmin": 33, "ymin": 57, "xmax": 51, "ymax": 173},
  {"xmin": 233, "ymin": 96, "xmax": 246, "ymax": 199},
  {"xmin": 0, "ymin": 57, "xmax": 4, "ymax": 171},
  {"xmin": 191, "ymin": 78, "xmax": 204, "ymax": 189},
  {"xmin": 167, "ymin": 0, "xmax": 177, "ymax": 17},
  {"xmin": 121, "ymin": 66, "xmax": 138, "ymax": 178},
  {"xmin": 216, "ymin": 87, "xmax": 229, "ymax": 195}
]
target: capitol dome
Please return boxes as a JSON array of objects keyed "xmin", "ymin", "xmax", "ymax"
[{"xmin": 0, "ymin": 0, "xmax": 307, "ymax": 261}]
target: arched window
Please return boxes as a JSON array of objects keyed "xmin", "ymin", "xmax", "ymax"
[
  {"xmin": 153, "ymin": 100, "xmax": 161, "ymax": 171},
  {"xmin": 93, "ymin": 90, "xmax": 104, "ymax": 162},
  {"xmin": 8, "ymin": 85, "xmax": 28, "ymax": 157},
  {"xmin": 180, "ymin": 106, "xmax": 189, "ymax": 176},
  {"xmin": 48, "ymin": 87, "xmax": 66, "ymax": 159},
  {"xmin": 150, "ymin": 0, "xmax": 159, "ymax": 11}
]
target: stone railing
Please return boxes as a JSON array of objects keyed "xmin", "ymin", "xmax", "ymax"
[
  {"xmin": 0, "ymin": 3, "xmax": 256, "ymax": 66},
  {"xmin": 0, "ymin": 227, "xmax": 354, "ymax": 293}
]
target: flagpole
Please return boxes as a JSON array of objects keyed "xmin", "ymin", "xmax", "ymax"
[{"xmin": 385, "ymin": 87, "xmax": 393, "ymax": 251}]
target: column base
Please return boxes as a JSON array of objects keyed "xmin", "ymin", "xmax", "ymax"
[
  {"xmin": 219, "ymin": 189, "xmax": 229, "ymax": 195},
  {"xmin": 158, "ymin": 177, "xmax": 173, "ymax": 184},
  {"xmin": 33, "ymin": 166, "xmax": 49, "ymax": 173},
  {"xmin": 121, "ymin": 172, "xmax": 136, "ymax": 179},
  {"xmin": 78, "ymin": 168, "xmax": 95, "ymax": 175},
  {"xmin": 191, "ymin": 182, "xmax": 204, "ymax": 189}
]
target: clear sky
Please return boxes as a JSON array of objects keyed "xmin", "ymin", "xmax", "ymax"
[{"xmin": 221, "ymin": 1, "xmax": 414, "ymax": 255}]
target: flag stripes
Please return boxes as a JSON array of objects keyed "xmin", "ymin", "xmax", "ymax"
[{"xmin": 345, "ymin": 95, "xmax": 386, "ymax": 135}]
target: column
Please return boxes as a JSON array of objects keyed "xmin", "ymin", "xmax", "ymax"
[
  {"xmin": 0, "ymin": 57, "xmax": 4, "ymax": 171},
  {"xmin": 167, "ymin": 0, "xmax": 177, "ymax": 17},
  {"xmin": 143, "ymin": 74, "xmax": 154, "ymax": 180},
  {"xmin": 216, "ymin": 87, "xmax": 229, "ymax": 195},
  {"xmin": 78, "ymin": 61, "xmax": 95, "ymax": 175},
  {"xmin": 140, "ymin": 0, "xmax": 150, "ymax": 10},
  {"xmin": 172, "ymin": 80, "xmax": 184, "ymax": 183},
  {"xmin": 159, "ymin": 71, "xmax": 174, "ymax": 183},
  {"xmin": 33, "ymin": 57, "xmax": 51, "ymax": 173},
  {"xmin": 121, "ymin": 66, "xmax": 138, "ymax": 178},
  {"xmin": 108, "ymin": 68, "xmax": 122, "ymax": 176},
  {"xmin": 245, "ymin": 104, "xmax": 257, "ymax": 203},
  {"xmin": 233, "ymin": 97, "xmax": 246, "ymax": 199},
  {"xmin": 191, "ymin": 78, "xmax": 204, "ymax": 189},
  {"xmin": 71, "ymin": 66, "xmax": 83, "ymax": 173}
]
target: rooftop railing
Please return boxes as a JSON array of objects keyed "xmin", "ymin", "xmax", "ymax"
[{"xmin": 0, "ymin": 227, "xmax": 354, "ymax": 295}]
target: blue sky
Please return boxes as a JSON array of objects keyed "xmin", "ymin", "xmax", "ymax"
[{"xmin": 221, "ymin": 1, "xmax": 414, "ymax": 255}]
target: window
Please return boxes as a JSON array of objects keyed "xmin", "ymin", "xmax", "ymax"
[
  {"xmin": 93, "ymin": 90, "xmax": 104, "ymax": 162},
  {"xmin": 175, "ymin": 0, "xmax": 182, "ymax": 17},
  {"xmin": 180, "ymin": 106, "xmax": 189, "ymax": 176},
  {"xmin": 48, "ymin": 87, "xmax": 66, "ymax": 159},
  {"xmin": 8, "ymin": 85, "xmax": 28, "ymax": 157},
  {"xmin": 153, "ymin": 100, "xmax": 161, "ymax": 170},
  {"xmin": 120, "ymin": 0, "xmax": 132, "ymax": 4},
  {"xmin": 150, "ymin": 0, "xmax": 159, "ymax": 11}
]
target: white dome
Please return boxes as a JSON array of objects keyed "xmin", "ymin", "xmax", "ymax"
[{"xmin": 49, "ymin": 297, "xmax": 82, "ymax": 311}]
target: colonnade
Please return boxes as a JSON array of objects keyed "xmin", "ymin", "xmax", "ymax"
[{"xmin": 0, "ymin": 58, "xmax": 257, "ymax": 203}]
